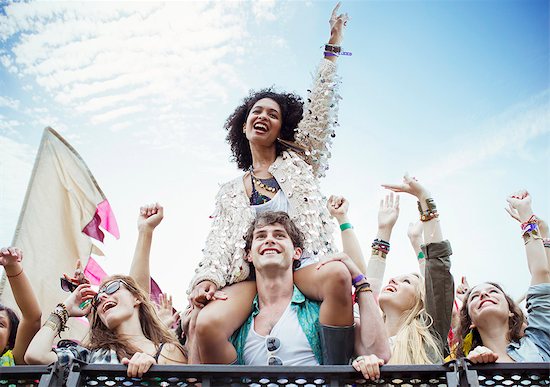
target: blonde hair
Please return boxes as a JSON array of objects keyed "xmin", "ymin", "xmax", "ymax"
[{"xmin": 385, "ymin": 273, "xmax": 443, "ymax": 365}]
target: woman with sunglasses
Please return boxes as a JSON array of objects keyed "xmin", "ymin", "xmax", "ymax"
[
  {"xmin": 0, "ymin": 247, "xmax": 41, "ymax": 366},
  {"xmin": 25, "ymin": 275, "xmax": 186, "ymax": 377}
]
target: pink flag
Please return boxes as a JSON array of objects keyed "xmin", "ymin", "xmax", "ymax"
[
  {"xmin": 150, "ymin": 277, "xmax": 163, "ymax": 305},
  {"xmin": 82, "ymin": 200, "xmax": 120, "ymax": 242},
  {"xmin": 84, "ymin": 256, "xmax": 108, "ymax": 286}
]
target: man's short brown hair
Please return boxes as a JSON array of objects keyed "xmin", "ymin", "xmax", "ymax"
[{"xmin": 244, "ymin": 211, "xmax": 304, "ymax": 252}]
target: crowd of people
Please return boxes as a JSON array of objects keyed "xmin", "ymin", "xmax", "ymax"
[{"xmin": 1, "ymin": 2, "xmax": 549, "ymax": 383}]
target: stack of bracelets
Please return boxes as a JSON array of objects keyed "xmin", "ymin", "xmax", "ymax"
[
  {"xmin": 352, "ymin": 274, "xmax": 372, "ymax": 303},
  {"xmin": 372, "ymin": 239, "xmax": 390, "ymax": 259},
  {"xmin": 417, "ymin": 198, "xmax": 439, "ymax": 222},
  {"xmin": 324, "ymin": 43, "xmax": 341, "ymax": 57},
  {"xmin": 521, "ymin": 215, "xmax": 543, "ymax": 245},
  {"xmin": 44, "ymin": 303, "xmax": 69, "ymax": 336}
]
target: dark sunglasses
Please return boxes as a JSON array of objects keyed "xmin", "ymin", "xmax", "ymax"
[
  {"xmin": 60, "ymin": 277, "xmax": 78, "ymax": 293},
  {"xmin": 92, "ymin": 279, "xmax": 129, "ymax": 309},
  {"xmin": 266, "ymin": 336, "xmax": 282, "ymax": 366}
]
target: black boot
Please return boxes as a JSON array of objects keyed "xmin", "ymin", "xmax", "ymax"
[{"xmin": 319, "ymin": 324, "xmax": 355, "ymax": 365}]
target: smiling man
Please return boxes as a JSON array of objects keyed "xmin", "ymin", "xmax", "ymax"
[{"xmin": 229, "ymin": 211, "xmax": 353, "ymax": 366}]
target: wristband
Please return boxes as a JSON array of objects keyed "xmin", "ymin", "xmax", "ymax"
[
  {"xmin": 417, "ymin": 251, "xmax": 425, "ymax": 260},
  {"xmin": 340, "ymin": 223, "xmax": 353, "ymax": 232},
  {"xmin": 325, "ymin": 44, "xmax": 341, "ymax": 54},
  {"xmin": 352, "ymin": 274, "xmax": 365, "ymax": 286},
  {"xmin": 521, "ymin": 222, "xmax": 538, "ymax": 234}
]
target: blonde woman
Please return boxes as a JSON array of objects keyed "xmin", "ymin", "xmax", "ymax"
[{"xmin": 349, "ymin": 176, "xmax": 454, "ymax": 379}]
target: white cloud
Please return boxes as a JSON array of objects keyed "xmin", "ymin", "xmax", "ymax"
[
  {"xmin": 419, "ymin": 91, "xmax": 550, "ymax": 181},
  {"xmin": 0, "ymin": 1, "xmax": 253, "ymax": 144},
  {"xmin": 252, "ymin": 0, "xmax": 277, "ymax": 22},
  {"xmin": 0, "ymin": 96, "xmax": 21, "ymax": 110}
]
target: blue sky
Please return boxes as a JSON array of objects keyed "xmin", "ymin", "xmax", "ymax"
[{"xmin": 0, "ymin": 0, "xmax": 548, "ymax": 309}]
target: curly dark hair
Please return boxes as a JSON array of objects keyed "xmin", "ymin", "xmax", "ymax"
[
  {"xmin": 225, "ymin": 88, "xmax": 304, "ymax": 171},
  {"xmin": 456, "ymin": 282, "xmax": 525, "ymax": 358}
]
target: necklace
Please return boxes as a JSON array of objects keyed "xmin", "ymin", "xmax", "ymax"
[
  {"xmin": 249, "ymin": 167, "xmax": 281, "ymax": 205},
  {"xmin": 250, "ymin": 167, "xmax": 280, "ymax": 194}
]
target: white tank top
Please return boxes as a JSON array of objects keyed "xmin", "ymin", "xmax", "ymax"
[
  {"xmin": 243, "ymin": 302, "xmax": 319, "ymax": 366},
  {"xmin": 252, "ymin": 190, "xmax": 290, "ymax": 215}
]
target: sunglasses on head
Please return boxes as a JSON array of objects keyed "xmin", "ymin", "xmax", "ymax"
[
  {"xmin": 60, "ymin": 277, "xmax": 79, "ymax": 293},
  {"xmin": 92, "ymin": 279, "xmax": 129, "ymax": 309}
]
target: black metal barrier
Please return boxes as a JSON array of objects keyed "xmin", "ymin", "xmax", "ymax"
[
  {"xmin": 0, "ymin": 361, "xmax": 548, "ymax": 386},
  {"xmin": 0, "ymin": 364, "xmax": 60, "ymax": 386}
]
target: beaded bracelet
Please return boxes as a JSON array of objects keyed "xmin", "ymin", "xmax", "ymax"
[
  {"xmin": 372, "ymin": 239, "xmax": 390, "ymax": 255},
  {"xmin": 418, "ymin": 198, "xmax": 439, "ymax": 222},
  {"xmin": 417, "ymin": 251, "xmax": 425, "ymax": 260}
]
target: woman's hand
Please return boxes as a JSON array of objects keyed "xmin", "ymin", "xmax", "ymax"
[
  {"xmin": 189, "ymin": 280, "xmax": 227, "ymax": 308},
  {"xmin": 328, "ymin": 2, "xmax": 349, "ymax": 45},
  {"xmin": 352, "ymin": 354, "xmax": 385, "ymax": 381},
  {"xmin": 327, "ymin": 195, "xmax": 349, "ymax": 223},
  {"xmin": 506, "ymin": 190, "xmax": 534, "ymax": 222},
  {"xmin": 407, "ymin": 221, "xmax": 423, "ymax": 242},
  {"xmin": 62, "ymin": 259, "xmax": 90, "ymax": 286},
  {"xmin": 382, "ymin": 173, "xmax": 430, "ymax": 200},
  {"xmin": 467, "ymin": 345, "xmax": 499, "ymax": 364},
  {"xmin": 316, "ymin": 252, "xmax": 361, "ymax": 279},
  {"xmin": 456, "ymin": 276, "xmax": 470, "ymax": 303},
  {"xmin": 138, "ymin": 203, "xmax": 164, "ymax": 232},
  {"xmin": 157, "ymin": 293, "xmax": 180, "ymax": 329},
  {"xmin": 378, "ymin": 193, "xmax": 400, "ymax": 230},
  {"xmin": 121, "ymin": 352, "xmax": 157, "ymax": 378},
  {"xmin": 0, "ymin": 246, "xmax": 23, "ymax": 267},
  {"xmin": 63, "ymin": 283, "xmax": 96, "ymax": 317}
]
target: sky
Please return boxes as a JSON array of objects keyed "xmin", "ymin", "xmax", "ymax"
[{"xmin": 0, "ymin": 0, "xmax": 548, "ymax": 310}]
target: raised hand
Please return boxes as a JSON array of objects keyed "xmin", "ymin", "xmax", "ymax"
[
  {"xmin": 157, "ymin": 293, "xmax": 180, "ymax": 329},
  {"xmin": 328, "ymin": 2, "xmax": 349, "ymax": 45},
  {"xmin": 378, "ymin": 193, "xmax": 400, "ymax": 230},
  {"xmin": 407, "ymin": 221, "xmax": 423, "ymax": 241},
  {"xmin": 62, "ymin": 283, "xmax": 96, "ymax": 318},
  {"xmin": 138, "ymin": 203, "xmax": 164, "ymax": 232},
  {"xmin": 0, "ymin": 246, "xmax": 23, "ymax": 267},
  {"xmin": 456, "ymin": 276, "xmax": 470, "ymax": 303},
  {"xmin": 63, "ymin": 259, "xmax": 90, "ymax": 287},
  {"xmin": 506, "ymin": 190, "xmax": 533, "ymax": 222},
  {"xmin": 327, "ymin": 195, "xmax": 349, "ymax": 222},
  {"xmin": 382, "ymin": 173, "xmax": 430, "ymax": 200}
]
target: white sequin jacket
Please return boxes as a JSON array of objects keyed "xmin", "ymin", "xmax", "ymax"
[{"xmin": 189, "ymin": 59, "xmax": 341, "ymax": 292}]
